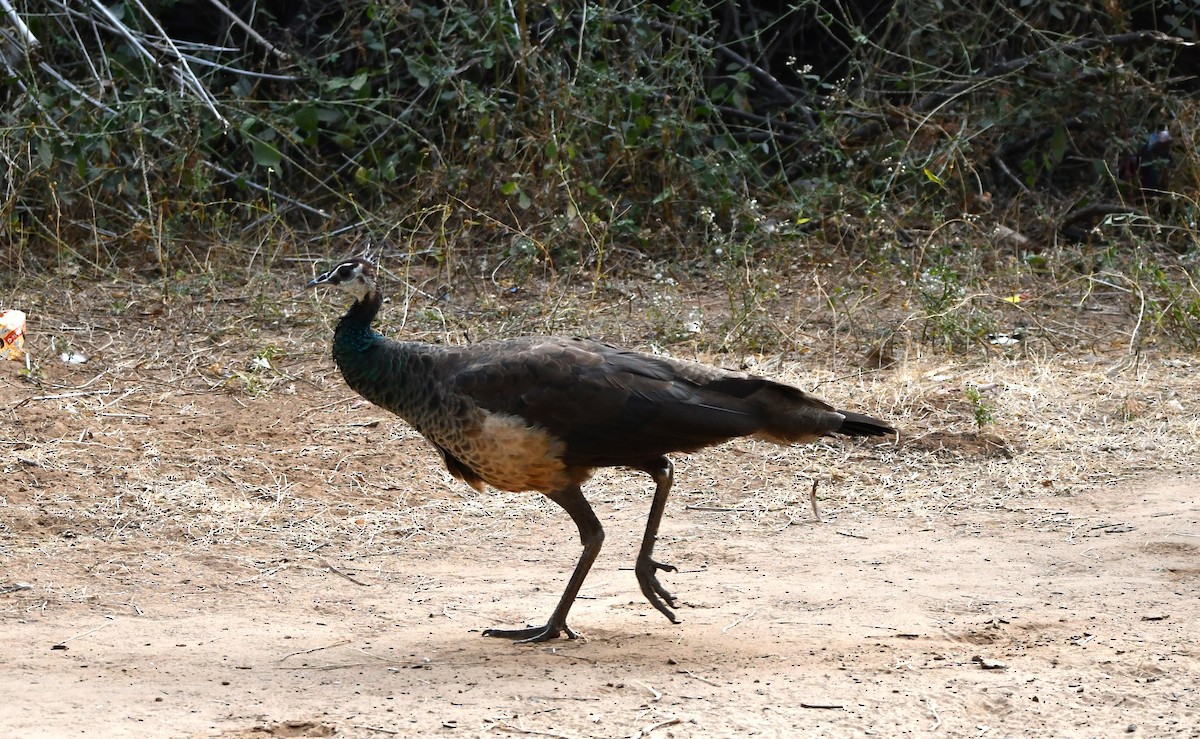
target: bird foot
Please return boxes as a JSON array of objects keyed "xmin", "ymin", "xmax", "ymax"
[
  {"xmin": 482, "ymin": 621, "xmax": 577, "ymax": 643},
  {"xmin": 635, "ymin": 556, "xmax": 681, "ymax": 624}
]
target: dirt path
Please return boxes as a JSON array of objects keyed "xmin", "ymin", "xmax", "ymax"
[
  {"xmin": 3, "ymin": 467, "xmax": 1196, "ymax": 737},
  {"xmin": 3, "ymin": 281, "xmax": 1199, "ymax": 737}
]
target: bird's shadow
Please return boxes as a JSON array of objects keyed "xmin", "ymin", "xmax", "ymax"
[{"xmin": 406, "ymin": 619, "xmax": 763, "ymax": 670}]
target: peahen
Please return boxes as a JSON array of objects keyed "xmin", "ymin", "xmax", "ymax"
[
  {"xmin": 1120, "ymin": 128, "xmax": 1172, "ymax": 194},
  {"xmin": 308, "ymin": 252, "xmax": 895, "ymax": 642}
]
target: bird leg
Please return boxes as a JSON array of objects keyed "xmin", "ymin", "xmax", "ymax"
[
  {"xmin": 482, "ymin": 486, "xmax": 604, "ymax": 643},
  {"xmin": 634, "ymin": 457, "xmax": 681, "ymax": 623}
]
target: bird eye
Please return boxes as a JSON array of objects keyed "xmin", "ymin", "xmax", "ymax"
[{"xmin": 335, "ymin": 263, "xmax": 359, "ymax": 281}]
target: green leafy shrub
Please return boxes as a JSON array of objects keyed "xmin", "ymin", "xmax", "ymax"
[{"xmin": 1, "ymin": 0, "xmax": 1196, "ymax": 349}]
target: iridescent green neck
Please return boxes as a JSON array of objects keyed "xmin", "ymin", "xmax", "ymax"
[{"xmin": 333, "ymin": 290, "xmax": 382, "ymax": 354}]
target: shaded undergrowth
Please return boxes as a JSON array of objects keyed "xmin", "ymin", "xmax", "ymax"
[{"xmin": 1, "ymin": 0, "xmax": 1198, "ymax": 351}]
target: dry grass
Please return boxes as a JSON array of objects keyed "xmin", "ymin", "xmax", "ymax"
[
  {"xmin": 4, "ymin": 262, "xmax": 1197, "ymax": 572},
  {"xmin": 3, "ymin": 262, "xmax": 1199, "ymax": 739}
]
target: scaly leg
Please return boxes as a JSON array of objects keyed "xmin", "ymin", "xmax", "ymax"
[
  {"xmin": 482, "ymin": 485, "xmax": 604, "ymax": 643},
  {"xmin": 633, "ymin": 457, "xmax": 680, "ymax": 623}
]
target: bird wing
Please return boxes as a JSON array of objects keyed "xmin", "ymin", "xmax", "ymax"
[{"xmin": 446, "ymin": 337, "xmax": 812, "ymax": 467}]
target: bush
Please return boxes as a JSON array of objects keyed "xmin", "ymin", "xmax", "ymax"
[{"xmin": 2, "ymin": 1, "xmax": 1197, "ymax": 345}]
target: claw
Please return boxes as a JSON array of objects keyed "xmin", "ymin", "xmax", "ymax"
[
  {"xmin": 635, "ymin": 556, "xmax": 681, "ymax": 623},
  {"xmin": 482, "ymin": 622, "xmax": 577, "ymax": 643},
  {"xmin": 647, "ymin": 558, "xmax": 677, "ymax": 574}
]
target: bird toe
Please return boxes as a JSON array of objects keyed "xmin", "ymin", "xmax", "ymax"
[
  {"xmin": 635, "ymin": 556, "xmax": 681, "ymax": 621},
  {"xmin": 482, "ymin": 621, "xmax": 573, "ymax": 643}
]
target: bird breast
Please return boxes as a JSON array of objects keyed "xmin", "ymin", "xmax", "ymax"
[{"xmin": 433, "ymin": 411, "xmax": 575, "ymax": 493}]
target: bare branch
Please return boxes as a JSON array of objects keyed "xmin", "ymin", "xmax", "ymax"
[
  {"xmin": 203, "ymin": 0, "xmax": 291, "ymax": 62},
  {"xmin": 125, "ymin": 0, "xmax": 228, "ymax": 127},
  {"xmin": 850, "ymin": 30, "xmax": 1196, "ymax": 142},
  {"xmin": 84, "ymin": 0, "xmax": 160, "ymax": 68},
  {"xmin": 29, "ymin": 52, "xmax": 329, "ymax": 220},
  {"xmin": 0, "ymin": 0, "xmax": 39, "ymax": 57},
  {"xmin": 578, "ymin": 11, "xmax": 817, "ymax": 129}
]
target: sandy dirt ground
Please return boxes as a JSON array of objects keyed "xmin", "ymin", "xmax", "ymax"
[{"xmin": 2, "ymin": 277, "xmax": 1199, "ymax": 738}]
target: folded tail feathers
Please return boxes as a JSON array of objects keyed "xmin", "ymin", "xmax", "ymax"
[
  {"xmin": 837, "ymin": 411, "xmax": 895, "ymax": 437},
  {"xmin": 747, "ymin": 381, "xmax": 894, "ymax": 443}
]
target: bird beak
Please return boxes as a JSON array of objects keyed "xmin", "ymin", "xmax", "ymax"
[{"xmin": 306, "ymin": 272, "xmax": 331, "ymax": 289}]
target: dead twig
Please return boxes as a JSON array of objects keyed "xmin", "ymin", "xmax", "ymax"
[
  {"xmin": 278, "ymin": 662, "xmax": 375, "ymax": 671},
  {"xmin": 278, "ymin": 640, "xmax": 352, "ymax": 662},
  {"xmin": 635, "ymin": 681, "xmax": 661, "ymax": 703},
  {"xmin": 54, "ymin": 622, "xmax": 110, "ymax": 648},
  {"xmin": 300, "ymin": 395, "xmax": 370, "ymax": 419},
  {"xmin": 351, "ymin": 726, "xmax": 400, "ymax": 736},
  {"xmin": 14, "ymin": 389, "xmax": 121, "ymax": 408},
  {"xmin": 323, "ymin": 559, "xmax": 370, "ymax": 586},
  {"xmin": 722, "ymin": 609, "xmax": 757, "ymax": 634},
  {"xmin": 629, "ymin": 717, "xmax": 682, "ymax": 739},
  {"xmin": 678, "ymin": 669, "xmax": 720, "ymax": 686},
  {"xmin": 0, "ymin": 0, "xmax": 38, "ymax": 52},
  {"xmin": 203, "ymin": 0, "xmax": 290, "ymax": 60},
  {"xmin": 486, "ymin": 721, "xmax": 576, "ymax": 739},
  {"xmin": 124, "ymin": 0, "xmax": 228, "ymax": 126},
  {"xmin": 989, "ymin": 153, "xmax": 1032, "ymax": 195},
  {"xmin": 544, "ymin": 649, "xmax": 598, "ymax": 663},
  {"xmin": 1062, "ymin": 203, "xmax": 1151, "ymax": 234}
]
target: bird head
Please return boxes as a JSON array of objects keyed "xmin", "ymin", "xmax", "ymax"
[
  {"xmin": 306, "ymin": 254, "xmax": 378, "ymax": 302},
  {"xmin": 1144, "ymin": 129, "xmax": 1172, "ymax": 159}
]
